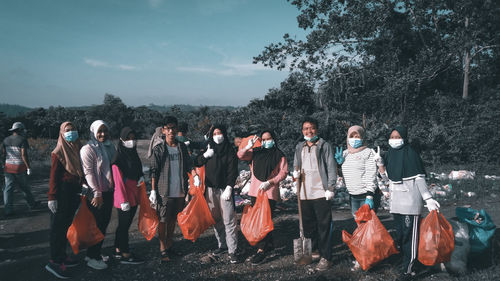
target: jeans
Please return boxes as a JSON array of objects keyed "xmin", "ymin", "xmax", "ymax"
[
  {"xmin": 350, "ymin": 196, "xmax": 366, "ymax": 218},
  {"xmin": 3, "ymin": 172, "xmax": 36, "ymax": 214}
]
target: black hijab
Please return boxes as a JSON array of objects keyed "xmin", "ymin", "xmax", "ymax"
[
  {"xmin": 252, "ymin": 130, "xmax": 285, "ymax": 182},
  {"xmin": 208, "ymin": 124, "xmax": 231, "ymax": 155},
  {"xmin": 383, "ymin": 126, "xmax": 426, "ymax": 182},
  {"xmin": 112, "ymin": 127, "xmax": 143, "ymax": 181}
]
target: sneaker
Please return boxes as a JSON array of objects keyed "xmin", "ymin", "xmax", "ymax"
[
  {"xmin": 45, "ymin": 261, "xmax": 70, "ymax": 279},
  {"xmin": 120, "ymin": 253, "xmax": 145, "ymax": 265},
  {"xmin": 229, "ymin": 253, "xmax": 242, "ymax": 264},
  {"xmin": 311, "ymin": 251, "xmax": 321, "ymax": 262},
  {"xmin": 213, "ymin": 247, "xmax": 228, "ymax": 256},
  {"xmin": 315, "ymin": 258, "xmax": 332, "ymax": 271},
  {"xmin": 86, "ymin": 258, "xmax": 108, "ymax": 270},
  {"xmin": 250, "ymin": 251, "xmax": 266, "ymax": 265},
  {"xmin": 63, "ymin": 256, "xmax": 79, "ymax": 268},
  {"xmin": 114, "ymin": 250, "xmax": 122, "ymax": 260}
]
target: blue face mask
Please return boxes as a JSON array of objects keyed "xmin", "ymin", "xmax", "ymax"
[
  {"xmin": 64, "ymin": 131, "xmax": 79, "ymax": 142},
  {"xmin": 304, "ymin": 135, "xmax": 319, "ymax": 142},
  {"xmin": 262, "ymin": 140, "xmax": 275, "ymax": 149},
  {"xmin": 348, "ymin": 138, "xmax": 363, "ymax": 149},
  {"xmin": 176, "ymin": 135, "xmax": 187, "ymax": 143}
]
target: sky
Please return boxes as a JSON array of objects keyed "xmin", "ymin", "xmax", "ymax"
[{"xmin": 0, "ymin": 0, "xmax": 306, "ymax": 108}]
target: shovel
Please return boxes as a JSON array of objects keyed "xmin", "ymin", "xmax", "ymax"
[{"xmin": 293, "ymin": 169, "xmax": 312, "ymax": 265}]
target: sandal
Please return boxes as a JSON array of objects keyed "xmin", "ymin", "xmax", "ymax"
[{"xmin": 160, "ymin": 250, "xmax": 171, "ymax": 262}]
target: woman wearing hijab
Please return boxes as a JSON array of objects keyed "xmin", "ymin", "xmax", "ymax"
[
  {"xmin": 194, "ymin": 124, "xmax": 240, "ymax": 264},
  {"xmin": 237, "ymin": 129, "xmax": 288, "ymax": 265},
  {"xmin": 45, "ymin": 122, "xmax": 84, "ymax": 279},
  {"xmin": 334, "ymin": 125, "xmax": 378, "ymax": 217},
  {"xmin": 379, "ymin": 126, "xmax": 440, "ymax": 279},
  {"xmin": 111, "ymin": 127, "xmax": 145, "ymax": 264},
  {"xmin": 80, "ymin": 120, "xmax": 116, "ymax": 270}
]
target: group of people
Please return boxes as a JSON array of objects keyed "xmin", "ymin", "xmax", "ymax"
[{"xmin": 1, "ymin": 117, "xmax": 440, "ymax": 280}]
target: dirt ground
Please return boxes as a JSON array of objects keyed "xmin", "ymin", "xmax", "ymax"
[{"xmin": 1, "ymin": 141, "xmax": 499, "ymax": 281}]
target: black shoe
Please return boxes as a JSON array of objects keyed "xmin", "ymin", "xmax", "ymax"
[
  {"xmin": 62, "ymin": 256, "xmax": 79, "ymax": 268},
  {"xmin": 213, "ymin": 247, "xmax": 228, "ymax": 256},
  {"xmin": 114, "ymin": 250, "xmax": 123, "ymax": 260},
  {"xmin": 229, "ymin": 253, "xmax": 242, "ymax": 264},
  {"xmin": 250, "ymin": 251, "xmax": 266, "ymax": 265},
  {"xmin": 45, "ymin": 261, "xmax": 70, "ymax": 279},
  {"xmin": 120, "ymin": 253, "xmax": 145, "ymax": 265}
]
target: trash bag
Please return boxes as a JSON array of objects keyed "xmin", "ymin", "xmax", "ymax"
[
  {"xmin": 238, "ymin": 135, "xmax": 261, "ymax": 151},
  {"xmin": 177, "ymin": 185, "xmax": 215, "ymax": 242},
  {"xmin": 444, "ymin": 219, "xmax": 470, "ymax": 275},
  {"xmin": 456, "ymin": 207, "xmax": 496, "ymax": 253},
  {"xmin": 342, "ymin": 204, "xmax": 398, "ymax": 270},
  {"xmin": 418, "ymin": 210, "xmax": 455, "ymax": 266},
  {"xmin": 138, "ymin": 182, "xmax": 159, "ymax": 241},
  {"xmin": 66, "ymin": 196, "xmax": 104, "ymax": 254},
  {"xmin": 240, "ymin": 190, "xmax": 274, "ymax": 246},
  {"xmin": 188, "ymin": 167, "xmax": 205, "ymax": 195}
]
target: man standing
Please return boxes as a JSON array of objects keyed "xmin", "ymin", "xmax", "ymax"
[
  {"xmin": 293, "ymin": 117, "xmax": 336, "ymax": 271},
  {"xmin": 2, "ymin": 122, "xmax": 39, "ymax": 216},
  {"xmin": 149, "ymin": 116, "xmax": 193, "ymax": 262}
]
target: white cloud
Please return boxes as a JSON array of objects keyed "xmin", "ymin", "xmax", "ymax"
[
  {"xmin": 118, "ymin": 64, "xmax": 137, "ymax": 71},
  {"xmin": 177, "ymin": 61, "xmax": 271, "ymax": 77},
  {"xmin": 84, "ymin": 58, "xmax": 138, "ymax": 71}
]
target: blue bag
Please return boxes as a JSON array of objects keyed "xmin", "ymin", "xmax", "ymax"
[{"xmin": 456, "ymin": 207, "xmax": 496, "ymax": 253}]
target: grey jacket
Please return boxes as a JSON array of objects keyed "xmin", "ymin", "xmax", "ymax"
[
  {"xmin": 389, "ymin": 175, "xmax": 432, "ymax": 215},
  {"xmin": 293, "ymin": 138, "xmax": 337, "ymax": 192}
]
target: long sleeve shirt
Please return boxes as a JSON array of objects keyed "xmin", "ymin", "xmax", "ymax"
[
  {"xmin": 80, "ymin": 144, "xmax": 113, "ymax": 197},
  {"xmin": 341, "ymin": 148, "xmax": 377, "ymax": 196},
  {"xmin": 112, "ymin": 165, "xmax": 140, "ymax": 208},
  {"xmin": 48, "ymin": 153, "xmax": 82, "ymax": 201}
]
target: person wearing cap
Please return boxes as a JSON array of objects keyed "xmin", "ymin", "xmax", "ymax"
[{"xmin": 2, "ymin": 122, "xmax": 40, "ymax": 216}]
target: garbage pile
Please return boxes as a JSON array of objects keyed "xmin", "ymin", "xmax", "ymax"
[{"xmin": 448, "ymin": 170, "xmax": 476, "ymax": 180}]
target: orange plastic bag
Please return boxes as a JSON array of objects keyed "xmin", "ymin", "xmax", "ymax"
[
  {"xmin": 188, "ymin": 167, "xmax": 206, "ymax": 195},
  {"xmin": 238, "ymin": 135, "xmax": 262, "ymax": 151},
  {"xmin": 418, "ymin": 210, "xmax": 455, "ymax": 265},
  {"xmin": 342, "ymin": 204, "xmax": 399, "ymax": 270},
  {"xmin": 240, "ymin": 190, "xmax": 274, "ymax": 246},
  {"xmin": 66, "ymin": 196, "xmax": 104, "ymax": 254},
  {"xmin": 177, "ymin": 185, "xmax": 215, "ymax": 242},
  {"xmin": 138, "ymin": 182, "xmax": 159, "ymax": 241}
]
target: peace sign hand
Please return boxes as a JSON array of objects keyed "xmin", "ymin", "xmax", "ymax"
[{"xmin": 334, "ymin": 146, "xmax": 344, "ymax": 165}]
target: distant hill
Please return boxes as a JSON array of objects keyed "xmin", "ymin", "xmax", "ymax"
[
  {"xmin": 0, "ymin": 104, "xmax": 33, "ymax": 117},
  {"xmin": 146, "ymin": 104, "xmax": 237, "ymax": 112}
]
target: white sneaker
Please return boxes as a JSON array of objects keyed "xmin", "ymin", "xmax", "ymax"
[{"xmin": 87, "ymin": 258, "xmax": 108, "ymax": 270}]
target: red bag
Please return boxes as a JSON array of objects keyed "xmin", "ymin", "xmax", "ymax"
[
  {"xmin": 66, "ymin": 196, "xmax": 104, "ymax": 254},
  {"xmin": 138, "ymin": 182, "xmax": 159, "ymax": 241},
  {"xmin": 240, "ymin": 191, "xmax": 274, "ymax": 246},
  {"xmin": 188, "ymin": 167, "xmax": 206, "ymax": 195},
  {"xmin": 177, "ymin": 180, "xmax": 215, "ymax": 242},
  {"xmin": 342, "ymin": 204, "xmax": 399, "ymax": 270},
  {"xmin": 418, "ymin": 210, "xmax": 455, "ymax": 265},
  {"xmin": 238, "ymin": 135, "xmax": 262, "ymax": 151}
]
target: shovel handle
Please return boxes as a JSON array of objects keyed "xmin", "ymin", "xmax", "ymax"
[{"xmin": 296, "ymin": 168, "xmax": 305, "ymax": 239}]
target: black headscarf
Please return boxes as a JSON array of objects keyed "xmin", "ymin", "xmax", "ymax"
[
  {"xmin": 112, "ymin": 127, "xmax": 143, "ymax": 181},
  {"xmin": 252, "ymin": 129, "xmax": 285, "ymax": 182},
  {"xmin": 383, "ymin": 126, "xmax": 426, "ymax": 182},
  {"xmin": 208, "ymin": 124, "xmax": 231, "ymax": 155}
]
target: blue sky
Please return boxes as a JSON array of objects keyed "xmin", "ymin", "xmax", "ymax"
[{"xmin": 0, "ymin": 0, "xmax": 305, "ymax": 107}]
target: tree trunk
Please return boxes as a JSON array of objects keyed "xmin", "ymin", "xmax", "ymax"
[{"xmin": 462, "ymin": 17, "xmax": 470, "ymax": 100}]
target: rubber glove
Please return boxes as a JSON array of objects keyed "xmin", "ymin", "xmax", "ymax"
[
  {"xmin": 48, "ymin": 200, "xmax": 57, "ymax": 214},
  {"xmin": 334, "ymin": 147, "xmax": 344, "ymax": 165},
  {"xmin": 259, "ymin": 181, "xmax": 271, "ymax": 191},
  {"xmin": 425, "ymin": 198, "xmax": 440, "ymax": 212},
  {"xmin": 27, "ymin": 168, "xmax": 32, "ymax": 176},
  {"xmin": 325, "ymin": 190, "xmax": 335, "ymax": 200},
  {"xmin": 121, "ymin": 202, "xmax": 131, "ymax": 211},
  {"xmin": 149, "ymin": 190, "xmax": 157, "ymax": 205},
  {"xmin": 365, "ymin": 196, "xmax": 374, "ymax": 209},
  {"xmin": 193, "ymin": 175, "xmax": 201, "ymax": 187},
  {"xmin": 374, "ymin": 146, "xmax": 384, "ymax": 167},
  {"xmin": 184, "ymin": 140, "xmax": 190, "ymax": 147},
  {"xmin": 221, "ymin": 185, "xmax": 232, "ymax": 201},
  {"xmin": 245, "ymin": 135, "xmax": 259, "ymax": 150},
  {"xmin": 203, "ymin": 144, "xmax": 214, "ymax": 159},
  {"xmin": 292, "ymin": 170, "xmax": 300, "ymax": 179}
]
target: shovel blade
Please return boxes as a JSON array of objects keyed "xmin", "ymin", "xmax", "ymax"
[
  {"xmin": 293, "ymin": 238, "xmax": 303, "ymax": 262},
  {"xmin": 294, "ymin": 238, "xmax": 313, "ymax": 264}
]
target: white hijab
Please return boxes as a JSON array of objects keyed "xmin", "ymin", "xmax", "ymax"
[{"xmin": 88, "ymin": 120, "xmax": 116, "ymax": 187}]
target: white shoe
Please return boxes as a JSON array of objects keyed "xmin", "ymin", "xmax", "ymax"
[{"xmin": 87, "ymin": 258, "xmax": 108, "ymax": 270}]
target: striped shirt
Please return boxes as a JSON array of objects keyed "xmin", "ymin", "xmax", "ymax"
[
  {"xmin": 2, "ymin": 135, "xmax": 28, "ymax": 173},
  {"xmin": 341, "ymin": 148, "xmax": 377, "ymax": 195}
]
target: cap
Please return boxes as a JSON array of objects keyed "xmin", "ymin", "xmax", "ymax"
[{"xmin": 9, "ymin": 122, "xmax": 25, "ymax": 131}]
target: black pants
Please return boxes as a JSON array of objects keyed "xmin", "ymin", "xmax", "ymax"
[
  {"xmin": 49, "ymin": 182, "xmax": 81, "ymax": 263},
  {"xmin": 300, "ymin": 198, "xmax": 332, "ymax": 260},
  {"xmin": 393, "ymin": 214, "xmax": 420, "ymax": 274},
  {"xmin": 114, "ymin": 206, "xmax": 138, "ymax": 253},
  {"xmin": 86, "ymin": 191, "xmax": 113, "ymax": 259},
  {"xmin": 250, "ymin": 196, "xmax": 276, "ymax": 251}
]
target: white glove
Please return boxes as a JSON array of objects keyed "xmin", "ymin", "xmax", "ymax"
[
  {"xmin": 203, "ymin": 144, "xmax": 214, "ymax": 159},
  {"xmin": 221, "ymin": 185, "xmax": 232, "ymax": 201},
  {"xmin": 193, "ymin": 175, "xmax": 201, "ymax": 187},
  {"xmin": 149, "ymin": 190, "xmax": 157, "ymax": 205},
  {"xmin": 325, "ymin": 190, "xmax": 335, "ymax": 201},
  {"xmin": 245, "ymin": 135, "xmax": 259, "ymax": 150},
  {"xmin": 292, "ymin": 170, "xmax": 300, "ymax": 179},
  {"xmin": 27, "ymin": 168, "xmax": 32, "ymax": 176},
  {"xmin": 184, "ymin": 140, "xmax": 190, "ymax": 146},
  {"xmin": 374, "ymin": 146, "xmax": 384, "ymax": 167},
  {"xmin": 425, "ymin": 198, "xmax": 440, "ymax": 212},
  {"xmin": 121, "ymin": 202, "xmax": 131, "ymax": 211},
  {"xmin": 259, "ymin": 181, "xmax": 271, "ymax": 191},
  {"xmin": 137, "ymin": 176, "xmax": 145, "ymax": 187},
  {"xmin": 48, "ymin": 200, "xmax": 57, "ymax": 213}
]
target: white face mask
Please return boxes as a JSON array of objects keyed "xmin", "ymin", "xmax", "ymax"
[
  {"xmin": 122, "ymin": 139, "xmax": 136, "ymax": 148},
  {"xmin": 213, "ymin": 135, "xmax": 224, "ymax": 144},
  {"xmin": 388, "ymin": 139, "xmax": 404, "ymax": 149}
]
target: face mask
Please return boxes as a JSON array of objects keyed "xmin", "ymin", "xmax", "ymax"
[
  {"xmin": 122, "ymin": 140, "xmax": 137, "ymax": 148},
  {"xmin": 389, "ymin": 139, "xmax": 404, "ymax": 149},
  {"xmin": 213, "ymin": 135, "xmax": 224, "ymax": 144},
  {"xmin": 176, "ymin": 135, "xmax": 187, "ymax": 143},
  {"xmin": 304, "ymin": 135, "xmax": 319, "ymax": 142},
  {"xmin": 262, "ymin": 140, "xmax": 275, "ymax": 149},
  {"xmin": 348, "ymin": 138, "xmax": 363, "ymax": 149},
  {"xmin": 64, "ymin": 131, "xmax": 79, "ymax": 142}
]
